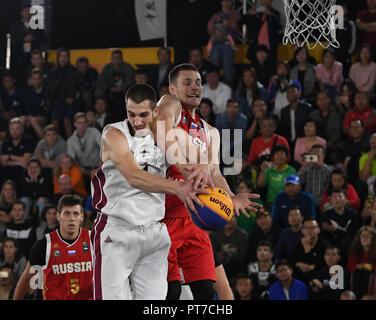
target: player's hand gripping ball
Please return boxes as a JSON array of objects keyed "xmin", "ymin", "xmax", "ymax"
[{"xmin": 190, "ymin": 187, "xmax": 234, "ymax": 231}]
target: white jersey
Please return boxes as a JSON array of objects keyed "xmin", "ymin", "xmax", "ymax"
[{"xmin": 91, "ymin": 120, "xmax": 168, "ymax": 226}]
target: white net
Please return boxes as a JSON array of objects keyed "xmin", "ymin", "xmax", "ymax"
[{"xmin": 283, "ymin": 0, "xmax": 340, "ymax": 50}]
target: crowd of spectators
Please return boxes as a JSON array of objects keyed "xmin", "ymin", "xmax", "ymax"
[{"xmin": 1, "ymin": 0, "xmax": 376, "ymax": 300}]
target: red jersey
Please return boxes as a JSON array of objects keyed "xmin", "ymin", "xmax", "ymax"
[
  {"xmin": 165, "ymin": 105, "xmax": 210, "ymax": 218},
  {"xmin": 43, "ymin": 229, "xmax": 93, "ymax": 300}
]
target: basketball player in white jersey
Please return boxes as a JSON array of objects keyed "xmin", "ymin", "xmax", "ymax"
[{"xmin": 91, "ymin": 83, "xmax": 207, "ymax": 300}]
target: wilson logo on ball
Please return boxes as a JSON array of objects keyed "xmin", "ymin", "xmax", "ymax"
[
  {"xmin": 190, "ymin": 187, "xmax": 234, "ymax": 231},
  {"xmin": 209, "ymin": 197, "xmax": 232, "ymax": 216}
]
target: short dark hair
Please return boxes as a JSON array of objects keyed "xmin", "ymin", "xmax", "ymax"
[
  {"xmin": 226, "ymin": 98, "xmax": 238, "ymax": 106},
  {"xmin": 76, "ymin": 56, "xmax": 89, "ymax": 64},
  {"xmin": 317, "ymin": 89, "xmax": 331, "ymax": 98},
  {"xmin": 135, "ymin": 68, "xmax": 148, "ymax": 75},
  {"xmin": 27, "ymin": 157, "xmax": 41, "ymax": 167},
  {"xmin": 169, "ymin": 63, "xmax": 199, "ymax": 85},
  {"xmin": 322, "ymin": 47, "xmax": 336, "ymax": 59},
  {"xmin": 31, "ymin": 49, "xmax": 43, "ymax": 56},
  {"xmin": 260, "ymin": 115, "xmax": 277, "ymax": 126},
  {"xmin": 288, "ymin": 204, "xmax": 302, "ymax": 213},
  {"xmin": 303, "ymin": 217, "xmax": 318, "ymax": 225},
  {"xmin": 205, "ymin": 64, "xmax": 220, "ymax": 75},
  {"xmin": 271, "ymin": 144, "xmax": 289, "ymax": 157},
  {"xmin": 199, "ymin": 97, "xmax": 213, "ymax": 109},
  {"xmin": 12, "ymin": 200, "xmax": 25, "ymax": 211},
  {"xmin": 310, "ymin": 144, "xmax": 326, "ymax": 153},
  {"xmin": 326, "ymin": 245, "xmax": 341, "ymax": 255},
  {"xmin": 257, "ymin": 240, "xmax": 273, "ymax": 252},
  {"xmin": 111, "ymin": 49, "xmax": 123, "ymax": 56},
  {"xmin": 57, "ymin": 195, "xmax": 83, "ymax": 213},
  {"xmin": 275, "ymin": 259, "xmax": 291, "ymax": 270},
  {"xmin": 125, "ymin": 83, "xmax": 157, "ymax": 110},
  {"xmin": 328, "ymin": 187, "xmax": 346, "ymax": 197},
  {"xmin": 157, "ymin": 47, "xmax": 171, "ymax": 57},
  {"xmin": 189, "ymin": 47, "xmax": 203, "ymax": 55}
]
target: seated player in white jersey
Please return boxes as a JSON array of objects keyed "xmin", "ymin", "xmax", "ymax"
[
  {"xmin": 91, "ymin": 83, "xmax": 208, "ymax": 300},
  {"xmin": 13, "ymin": 195, "xmax": 93, "ymax": 300}
]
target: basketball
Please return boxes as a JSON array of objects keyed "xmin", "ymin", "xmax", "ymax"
[{"xmin": 189, "ymin": 187, "xmax": 234, "ymax": 231}]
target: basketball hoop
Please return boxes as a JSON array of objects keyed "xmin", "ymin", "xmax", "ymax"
[{"xmin": 283, "ymin": 0, "xmax": 342, "ymax": 50}]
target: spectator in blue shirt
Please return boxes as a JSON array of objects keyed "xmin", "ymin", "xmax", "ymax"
[
  {"xmin": 269, "ymin": 259, "xmax": 308, "ymax": 300},
  {"xmin": 274, "ymin": 205, "xmax": 304, "ymax": 261},
  {"xmin": 271, "ymin": 174, "xmax": 316, "ymax": 229}
]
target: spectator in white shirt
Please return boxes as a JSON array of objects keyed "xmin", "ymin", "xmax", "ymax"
[{"xmin": 202, "ymin": 65, "xmax": 232, "ymax": 116}]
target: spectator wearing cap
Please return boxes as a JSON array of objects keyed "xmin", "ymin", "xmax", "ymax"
[
  {"xmin": 271, "ymin": 174, "xmax": 316, "ymax": 229},
  {"xmin": 247, "ymin": 211, "xmax": 282, "ymax": 263},
  {"xmin": 298, "ymin": 144, "xmax": 333, "ymax": 208},
  {"xmin": 279, "ymin": 83, "xmax": 313, "ymax": 149},
  {"xmin": 274, "ymin": 205, "xmax": 304, "ymax": 260},
  {"xmin": 257, "ymin": 144, "xmax": 296, "ymax": 209},
  {"xmin": 211, "ymin": 214, "xmax": 249, "ymax": 280},
  {"xmin": 202, "ymin": 65, "xmax": 232, "ymax": 116},
  {"xmin": 247, "ymin": 240, "xmax": 277, "ymax": 300},
  {"xmin": 17, "ymin": 158, "xmax": 52, "ymax": 220},
  {"xmin": 269, "ymin": 259, "xmax": 308, "ymax": 300}
]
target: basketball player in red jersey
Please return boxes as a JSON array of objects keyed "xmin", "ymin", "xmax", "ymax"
[
  {"xmin": 152, "ymin": 63, "xmax": 262, "ymax": 300},
  {"xmin": 13, "ymin": 195, "xmax": 93, "ymax": 300}
]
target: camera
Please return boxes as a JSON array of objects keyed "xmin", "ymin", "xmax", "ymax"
[
  {"xmin": 0, "ymin": 271, "xmax": 9, "ymax": 279},
  {"xmin": 305, "ymin": 154, "xmax": 318, "ymax": 163}
]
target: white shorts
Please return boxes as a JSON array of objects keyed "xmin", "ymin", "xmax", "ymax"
[{"xmin": 91, "ymin": 213, "xmax": 171, "ymax": 300}]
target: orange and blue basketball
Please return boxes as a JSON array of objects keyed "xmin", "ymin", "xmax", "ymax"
[{"xmin": 190, "ymin": 187, "xmax": 234, "ymax": 231}]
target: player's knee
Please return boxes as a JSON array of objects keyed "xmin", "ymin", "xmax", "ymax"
[
  {"xmin": 166, "ymin": 280, "xmax": 181, "ymax": 300},
  {"xmin": 189, "ymin": 280, "xmax": 215, "ymax": 300}
]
